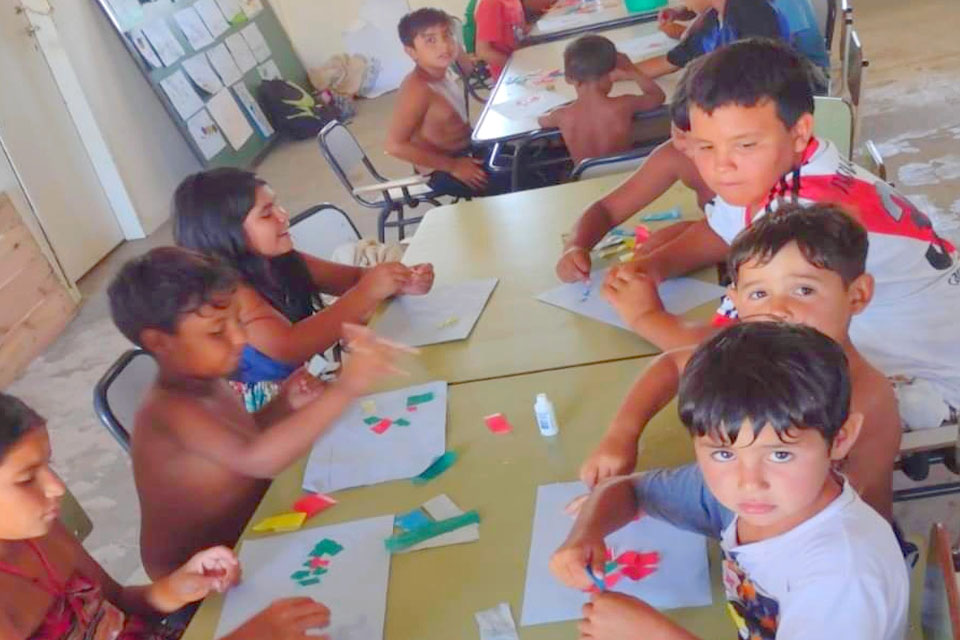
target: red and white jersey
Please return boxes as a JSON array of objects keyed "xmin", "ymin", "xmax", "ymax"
[{"xmin": 707, "ymin": 137, "xmax": 960, "ymax": 407}]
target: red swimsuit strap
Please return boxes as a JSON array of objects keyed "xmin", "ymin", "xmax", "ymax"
[{"xmin": 0, "ymin": 540, "xmax": 62, "ymax": 595}]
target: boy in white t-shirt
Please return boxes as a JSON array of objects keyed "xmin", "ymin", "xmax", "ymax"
[{"xmin": 551, "ymin": 322, "xmax": 908, "ymax": 640}]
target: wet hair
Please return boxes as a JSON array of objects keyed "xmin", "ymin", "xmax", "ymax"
[
  {"xmin": 172, "ymin": 168, "xmax": 319, "ymax": 323},
  {"xmin": 564, "ymin": 35, "xmax": 618, "ymax": 82},
  {"xmin": 728, "ymin": 203, "xmax": 869, "ymax": 287},
  {"xmin": 398, "ymin": 8, "xmax": 452, "ymax": 47},
  {"xmin": 108, "ymin": 246, "xmax": 239, "ymax": 348},
  {"xmin": 683, "ymin": 38, "xmax": 816, "ymax": 130},
  {"xmin": 0, "ymin": 393, "xmax": 44, "ymax": 461},
  {"xmin": 678, "ymin": 322, "xmax": 851, "ymax": 445}
]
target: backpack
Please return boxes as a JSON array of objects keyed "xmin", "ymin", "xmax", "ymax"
[{"xmin": 259, "ymin": 79, "xmax": 339, "ymax": 140}]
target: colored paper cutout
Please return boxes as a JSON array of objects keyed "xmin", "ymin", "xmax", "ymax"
[
  {"xmin": 640, "ymin": 207, "xmax": 681, "ymax": 222},
  {"xmin": 252, "ymin": 511, "xmax": 306, "ymax": 533},
  {"xmin": 484, "ymin": 413, "xmax": 513, "ymax": 434},
  {"xmin": 311, "ymin": 539, "xmax": 344, "ymax": 557},
  {"xmin": 588, "ymin": 549, "xmax": 660, "ymax": 591},
  {"xmin": 384, "ymin": 510, "xmax": 480, "ymax": 552},
  {"xmin": 635, "ymin": 225, "xmax": 651, "ymax": 243},
  {"xmin": 292, "ymin": 493, "xmax": 337, "ymax": 519},
  {"xmin": 361, "ymin": 400, "xmax": 377, "ymax": 414},
  {"xmin": 406, "ymin": 392, "xmax": 435, "ymax": 406},
  {"xmin": 363, "ymin": 415, "xmax": 381, "ymax": 425},
  {"xmin": 407, "ymin": 405, "xmax": 417, "ymax": 412},
  {"xmin": 394, "ymin": 418, "xmax": 410, "ymax": 427},
  {"xmin": 412, "ymin": 451, "xmax": 457, "ymax": 484},
  {"xmin": 309, "ymin": 556, "xmax": 330, "ymax": 569},
  {"xmin": 371, "ymin": 419, "xmax": 392, "ymax": 434},
  {"xmin": 395, "ymin": 509, "xmax": 432, "ymax": 531}
]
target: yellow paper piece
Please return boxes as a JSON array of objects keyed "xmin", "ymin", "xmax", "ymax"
[
  {"xmin": 623, "ymin": 238, "xmax": 636, "ymax": 249},
  {"xmin": 252, "ymin": 511, "xmax": 306, "ymax": 533},
  {"xmin": 361, "ymin": 400, "xmax": 376, "ymax": 414},
  {"xmin": 619, "ymin": 253, "xmax": 633, "ymax": 262}
]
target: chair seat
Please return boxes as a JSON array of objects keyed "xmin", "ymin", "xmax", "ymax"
[{"xmin": 387, "ymin": 181, "xmax": 434, "ymax": 200}]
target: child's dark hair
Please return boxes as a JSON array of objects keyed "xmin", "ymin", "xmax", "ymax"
[
  {"xmin": 108, "ymin": 247, "xmax": 239, "ymax": 347},
  {"xmin": 398, "ymin": 8, "xmax": 451, "ymax": 47},
  {"xmin": 173, "ymin": 168, "xmax": 319, "ymax": 323},
  {"xmin": 564, "ymin": 35, "xmax": 617, "ymax": 82},
  {"xmin": 0, "ymin": 393, "xmax": 44, "ymax": 461},
  {"xmin": 728, "ymin": 204, "xmax": 868, "ymax": 286},
  {"xmin": 684, "ymin": 38, "xmax": 816, "ymax": 130},
  {"xmin": 679, "ymin": 322, "xmax": 851, "ymax": 445},
  {"xmin": 669, "ymin": 56, "xmax": 699, "ymax": 131}
]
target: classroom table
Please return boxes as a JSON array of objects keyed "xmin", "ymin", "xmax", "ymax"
[
  {"xmin": 180, "ymin": 357, "xmax": 731, "ymax": 640},
  {"xmin": 525, "ymin": 0, "xmax": 659, "ymax": 45},
  {"xmin": 377, "ymin": 176, "xmax": 719, "ymax": 386},
  {"xmin": 473, "ymin": 20, "xmax": 680, "ymax": 145}
]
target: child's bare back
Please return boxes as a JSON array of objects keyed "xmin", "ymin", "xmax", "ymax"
[{"xmin": 546, "ymin": 97, "xmax": 638, "ymax": 165}]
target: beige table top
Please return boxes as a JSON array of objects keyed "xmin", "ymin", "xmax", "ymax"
[
  {"xmin": 528, "ymin": 0, "xmax": 634, "ymax": 37},
  {"xmin": 377, "ymin": 176, "xmax": 717, "ymax": 386},
  {"xmin": 181, "ymin": 357, "xmax": 730, "ymax": 640},
  {"xmin": 473, "ymin": 20, "xmax": 679, "ymax": 144}
]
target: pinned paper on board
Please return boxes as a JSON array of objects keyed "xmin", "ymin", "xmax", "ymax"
[
  {"xmin": 215, "ymin": 515, "xmax": 393, "ymax": 639},
  {"xmin": 206, "ymin": 89, "xmax": 253, "ymax": 150},
  {"xmin": 173, "ymin": 6, "xmax": 215, "ymax": 51},
  {"xmin": 231, "ymin": 81, "xmax": 274, "ymax": 137},
  {"xmin": 182, "ymin": 54, "xmax": 223, "ymax": 94},
  {"xmin": 372, "ymin": 278, "xmax": 498, "ymax": 347},
  {"xmin": 141, "ymin": 19, "xmax": 185, "ymax": 67},
  {"xmin": 106, "ymin": 0, "xmax": 144, "ymax": 31},
  {"xmin": 214, "ymin": 0, "xmax": 247, "ymax": 25},
  {"xmin": 257, "ymin": 59, "xmax": 282, "ymax": 81},
  {"xmin": 616, "ymin": 31, "xmax": 676, "ymax": 61},
  {"xmin": 129, "ymin": 29, "xmax": 163, "ymax": 69},
  {"xmin": 492, "ymin": 92, "xmax": 569, "ymax": 121},
  {"xmin": 536, "ymin": 268, "xmax": 725, "ymax": 332},
  {"xmin": 225, "ymin": 32, "xmax": 257, "ymax": 74},
  {"xmin": 207, "ymin": 42, "xmax": 243, "ymax": 87},
  {"xmin": 302, "ymin": 381, "xmax": 448, "ymax": 493},
  {"xmin": 194, "ymin": 0, "xmax": 230, "ymax": 38},
  {"xmin": 240, "ymin": 22, "xmax": 272, "ymax": 63},
  {"xmin": 159, "ymin": 69, "xmax": 203, "ymax": 120},
  {"xmin": 520, "ymin": 482, "xmax": 712, "ymax": 626},
  {"xmin": 186, "ymin": 108, "xmax": 227, "ymax": 160}
]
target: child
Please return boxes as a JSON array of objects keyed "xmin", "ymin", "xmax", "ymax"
[
  {"xmin": 582, "ymin": 205, "xmax": 902, "ymax": 524},
  {"xmin": 0, "ymin": 392, "xmax": 332, "ymax": 639},
  {"xmin": 537, "ymin": 35, "xmax": 665, "ymax": 165},
  {"xmin": 606, "ymin": 38, "xmax": 960, "ymax": 420},
  {"xmin": 387, "ymin": 8, "xmax": 510, "ymax": 198},
  {"xmin": 552, "ymin": 322, "xmax": 909, "ymax": 640},
  {"xmin": 474, "ymin": 0, "xmax": 526, "ymax": 80},
  {"xmin": 174, "ymin": 168, "xmax": 433, "ymax": 411},
  {"xmin": 108, "ymin": 247, "xmax": 405, "ymax": 578}
]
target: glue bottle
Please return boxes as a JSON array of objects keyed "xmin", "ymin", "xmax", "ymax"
[{"xmin": 534, "ymin": 393, "xmax": 559, "ymax": 437}]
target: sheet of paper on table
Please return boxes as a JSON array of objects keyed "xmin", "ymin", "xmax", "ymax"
[
  {"xmin": 536, "ymin": 268, "xmax": 725, "ymax": 331},
  {"xmin": 214, "ymin": 515, "xmax": 393, "ymax": 639},
  {"xmin": 302, "ymin": 381, "xmax": 448, "ymax": 493},
  {"xmin": 616, "ymin": 31, "xmax": 677, "ymax": 61},
  {"xmin": 520, "ymin": 481, "xmax": 713, "ymax": 626},
  {"xmin": 491, "ymin": 92, "xmax": 569, "ymax": 121},
  {"xmin": 372, "ymin": 278, "xmax": 498, "ymax": 347}
]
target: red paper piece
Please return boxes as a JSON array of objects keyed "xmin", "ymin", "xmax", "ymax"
[
  {"xmin": 635, "ymin": 224, "xmax": 651, "ymax": 243},
  {"xmin": 407, "ymin": 405, "xmax": 417, "ymax": 412},
  {"xmin": 293, "ymin": 493, "xmax": 337, "ymax": 519},
  {"xmin": 620, "ymin": 563, "xmax": 658, "ymax": 580},
  {"xmin": 309, "ymin": 556, "xmax": 330, "ymax": 569},
  {"xmin": 484, "ymin": 413, "xmax": 513, "ymax": 434},
  {"xmin": 371, "ymin": 418, "xmax": 392, "ymax": 434}
]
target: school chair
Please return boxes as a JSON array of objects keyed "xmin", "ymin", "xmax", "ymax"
[
  {"xmin": 93, "ymin": 349, "xmax": 158, "ymax": 453},
  {"xmin": 569, "ymin": 139, "xmax": 667, "ymax": 182},
  {"xmin": 835, "ymin": 0, "xmax": 854, "ymax": 95},
  {"xmin": 289, "ymin": 203, "xmax": 361, "ymax": 261},
  {"xmin": 813, "ymin": 95, "xmax": 854, "ymax": 160},
  {"xmin": 318, "ymin": 120, "xmax": 445, "ymax": 242},
  {"xmin": 811, "ymin": 0, "xmax": 838, "ymax": 51},
  {"xmin": 509, "ymin": 129, "xmax": 573, "ymax": 192},
  {"xmin": 919, "ymin": 523, "xmax": 960, "ymax": 639},
  {"xmin": 895, "ymin": 424, "xmax": 960, "ymax": 501}
]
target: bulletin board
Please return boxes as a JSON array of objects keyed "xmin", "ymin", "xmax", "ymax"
[{"xmin": 94, "ymin": 0, "xmax": 308, "ymax": 168}]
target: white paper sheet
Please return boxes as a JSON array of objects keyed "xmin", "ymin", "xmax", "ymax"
[
  {"xmin": 536, "ymin": 268, "xmax": 725, "ymax": 332},
  {"xmin": 207, "ymin": 42, "xmax": 243, "ymax": 86},
  {"xmin": 520, "ymin": 481, "xmax": 713, "ymax": 626},
  {"xmin": 182, "ymin": 53, "xmax": 223, "ymax": 94},
  {"xmin": 194, "ymin": 0, "xmax": 230, "ymax": 37},
  {"xmin": 206, "ymin": 88, "xmax": 253, "ymax": 150},
  {"xmin": 215, "ymin": 515, "xmax": 394, "ymax": 639},
  {"xmin": 141, "ymin": 19, "xmax": 185, "ymax": 67},
  {"xmin": 617, "ymin": 31, "xmax": 676, "ymax": 61},
  {"xmin": 214, "ymin": 0, "xmax": 246, "ymax": 25},
  {"xmin": 240, "ymin": 22, "xmax": 271, "ymax": 63},
  {"xmin": 257, "ymin": 59, "xmax": 282, "ymax": 80},
  {"xmin": 186, "ymin": 108, "xmax": 227, "ymax": 159},
  {"xmin": 240, "ymin": 0, "xmax": 263, "ymax": 18},
  {"xmin": 224, "ymin": 32, "xmax": 257, "ymax": 74},
  {"xmin": 491, "ymin": 91, "xmax": 569, "ymax": 121},
  {"xmin": 231, "ymin": 81, "xmax": 274, "ymax": 137},
  {"xmin": 106, "ymin": 0, "xmax": 144, "ymax": 31},
  {"xmin": 402, "ymin": 493, "xmax": 480, "ymax": 552},
  {"xmin": 129, "ymin": 29, "xmax": 162, "ymax": 69},
  {"xmin": 475, "ymin": 603, "xmax": 520, "ymax": 640},
  {"xmin": 302, "ymin": 381, "xmax": 448, "ymax": 494},
  {"xmin": 159, "ymin": 69, "xmax": 203, "ymax": 119},
  {"xmin": 173, "ymin": 6, "xmax": 214, "ymax": 51},
  {"xmin": 372, "ymin": 278, "xmax": 498, "ymax": 347}
]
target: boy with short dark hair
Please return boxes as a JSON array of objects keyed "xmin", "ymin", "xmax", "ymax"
[
  {"xmin": 537, "ymin": 34, "xmax": 665, "ymax": 165},
  {"xmin": 109, "ymin": 247, "xmax": 403, "ymax": 578},
  {"xmin": 553, "ymin": 322, "xmax": 908, "ymax": 640},
  {"xmin": 582, "ymin": 205, "xmax": 902, "ymax": 525},
  {"xmin": 387, "ymin": 8, "xmax": 510, "ymax": 198}
]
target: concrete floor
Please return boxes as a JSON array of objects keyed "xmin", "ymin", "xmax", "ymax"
[{"xmin": 8, "ymin": 0, "xmax": 960, "ymax": 584}]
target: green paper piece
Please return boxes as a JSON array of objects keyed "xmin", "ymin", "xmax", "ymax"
[
  {"xmin": 310, "ymin": 538, "xmax": 344, "ymax": 557},
  {"xmin": 406, "ymin": 392, "xmax": 435, "ymax": 406},
  {"xmin": 298, "ymin": 577, "xmax": 321, "ymax": 586},
  {"xmin": 363, "ymin": 416, "xmax": 381, "ymax": 425},
  {"xmin": 311, "ymin": 567, "xmax": 328, "ymax": 576},
  {"xmin": 412, "ymin": 451, "xmax": 458, "ymax": 485},
  {"xmin": 604, "ymin": 561, "xmax": 618, "ymax": 573},
  {"xmin": 384, "ymin": 510, "xmax": 480, "ymax": 552},
  {"xmin": 394, "ymin": 418, "xmax": 410, "ymax": 427},
  {"xmin": 291, "ymin": 570, "xmax": 311, "ymax": 580}
]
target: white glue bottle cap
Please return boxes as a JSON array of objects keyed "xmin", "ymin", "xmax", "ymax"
[{"xmin": 534, "ymin": 393, "xmax": 559, "ymax": 437}]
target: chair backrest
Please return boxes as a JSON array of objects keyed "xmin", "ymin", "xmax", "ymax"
[
  {"xmin": 845, "ymin": 28, "xmax": 866, "ymax": 108},
  {"xmin": 922, "ymin": 523, "xmax": 960, "ymax": 640},
  {"xmin": 290, "ymin": 204, "xmax": 362, "ymax": 260},
  {"xmin": 813, "ymin": 95, "xmax": 854, "ymax": 160},
  {"xmin": 93, "ymin": 349, "xmax": 158, "ymax": 453},
  {"xmin": 318, "ymin": 120, "xmax": 383, "ymax": 207},
  {"xmin": 810, "ymin": 0, "xmax": 837, "ymax": 50},
  {"xmin": 570, "ymin": 143, "xmax": 662, "ymax": 182}
]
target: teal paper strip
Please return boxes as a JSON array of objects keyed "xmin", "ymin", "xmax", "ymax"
[
  {"xmin": 640, "ymin": 207, "xmax": 681, "ymax": 222},
  {"xmin": 384, "ymin": 510, "xmax": 480, "ymax": 552},
  {"xmin": 394, "ymin": 418, "xmax": 410, "ymax": 427},
  {"xmin": 298, "ymin": 577, "xmax": 321, "ymax": 586},
  {"xmin": 412, "ymin": 451, "xmax": 457, "ymax": 484},
  {"xmin": 406, "ymin": 392, "xmax": 435, "ymax": 406},
  {"xmin": 363, "ymin": 416, "xmax": 382, "ymax": 425}
]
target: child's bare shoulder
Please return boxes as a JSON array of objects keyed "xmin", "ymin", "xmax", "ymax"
[
  {"xmin": 850, "ymin": 354, "xmax": 901, "ymax": 432},
  {"xmin": 397, "ymin": 71, "xmax": 433, "ymax": 102}
]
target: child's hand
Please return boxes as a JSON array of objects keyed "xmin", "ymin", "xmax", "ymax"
[
  {"xmin": 557, "ymin": 247, "xmax": 592, "ymax": 283},
  {"xmin": 449, "ymin": 157, "xmax": 488, "ymax": 191},
  {"xmin": 580, "ymin": 434, "xmax": 638, "ymax": 489},
  {"xmin": 400, "ymin": 263, "xmax": 435, "ymax": 295},
  {"xmin": 609, "ymin": 53, "xmax": 637, "ymax": 82},
  {"xmin": 337, "ymin": 324, "xmax": 413, "ymax": 395},
  {"xmin": 659, "ymin": 20, "xmax": 687, "ymax": 39},
  {"xmin": 358, "ymin": 263, "xmax": 412, "ymax": 300},
  {"xmin": 280, "ymin": 367, "xmax": 327, "ymax": 411},
  {"xmin": 579, "ymin": 592, "xmax": 679, "ymax": 640},
  {"xmin": 225, "ymin": 597, "xmax": 331, "ymax": 640},
  {"xmin": 150, "ymin": 546, "xmax": 240, "ymax": 612},
  {"xmin": 602, "ymin": 267, "xmax": 665, "ymax": 329},
  {"xmin": 549, "ymin": 534, "xmax": 608, "ymax": 591}
]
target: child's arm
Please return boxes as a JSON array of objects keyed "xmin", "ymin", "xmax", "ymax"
[
  {"xmin": 581, "ymin": 592, "xmax": 700, "ymax": 640},
  {"xmin": 299, "ymin": 253, "xmax": 435, "ymax": 298},
  {"xmin": 631, "ymin": 218, "xmax": 730, "ymax": 283},
  {"xmin": 634, "ymin": 54, "xmax": 680, "ymax": 79},
  {"xmin": 537, "ymin": 107, "xmax": 561, "ymax": 129},
  {"xmin": 611, "ymin": 53, "xmax": 666, "ymax": 112},
  {"xmin": 580, "ymin": 349, "xmax": 691, "ymax": 488},
  {"xmin": 475, "ymin": 40, "xmax": 509, "ymax": 71}
]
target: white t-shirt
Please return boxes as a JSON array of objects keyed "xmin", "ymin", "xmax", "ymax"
[{"xmin": 706, "ymin": 137, "xmax": 960, "ymax": 408}]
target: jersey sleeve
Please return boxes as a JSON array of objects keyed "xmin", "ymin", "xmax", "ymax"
[
  {"xmin": 631, "ymin": 464, "xmax": 734, "ymax": 538},
  {"xmin": 665, "ymin": 11, "xmax": 717, "ymax": 68}
]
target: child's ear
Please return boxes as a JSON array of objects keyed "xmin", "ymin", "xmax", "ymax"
[
  {"xmin": 790, "ymin": 113, "xmax": 815, "ymax": 154},
  {"xmin": 140, "ymin": 328, "xmax": 171, "ymax": 358},
  {"xmin": 829, "ymin": 411, "xmax": 863, "ymax": 461},
  {"xmin": 726, "ymin": 282, "xmax": 739, "ymax": 307},
  {"xmin": 847, "ymin": 273, "xmax": 875, "ymax": 315},
  {"xmin": 403, "ymin": 45, "xmax": 418, "ymax": 60}
]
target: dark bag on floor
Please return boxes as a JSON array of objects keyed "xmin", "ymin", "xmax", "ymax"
[{"xmin": 259, "ymin": 79, "xmax": 339, "ymax": 140}]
